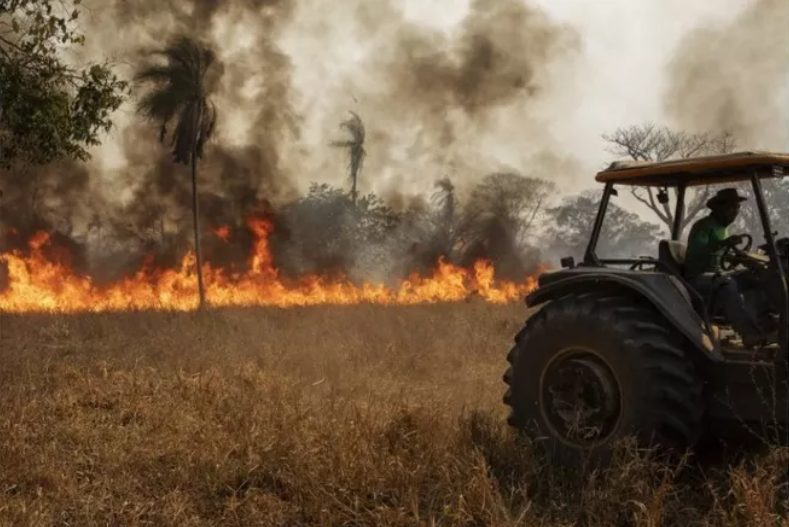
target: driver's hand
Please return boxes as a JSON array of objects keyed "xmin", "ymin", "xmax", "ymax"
[{"xmin": 724, "ymin": 234, "xmax": 746, "ymax": 247}]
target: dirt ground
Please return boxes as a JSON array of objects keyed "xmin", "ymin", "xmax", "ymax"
[{"xmin": 0, "ymin": 302, "xmax": 786, "ymax": 526}]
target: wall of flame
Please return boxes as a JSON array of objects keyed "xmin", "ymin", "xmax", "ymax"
[{"xmin": 0, "ymin": 218, "xmax": 541, "ymax": 313}]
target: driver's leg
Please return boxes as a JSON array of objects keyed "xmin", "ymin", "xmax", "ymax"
[
  {"xmin": 733, "ymin": 271, "xmax": 778, "ymax": 339},
  {"xmin": 713, "ymin": 275, "xmax": 763, "ymax": 346}
]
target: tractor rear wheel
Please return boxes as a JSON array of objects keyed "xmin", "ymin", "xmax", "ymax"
[{"xmin": 503, "ymin": 292, "xmax": 703, "ymax": 464}]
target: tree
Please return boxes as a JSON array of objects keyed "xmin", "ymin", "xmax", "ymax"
[
  {"xmin": 460, "ymin": 173, "xmax": 554, "ymax": 249},
  {"xmin": 271, "ymin": 183, "xmax": 399, "ymax": 280},
  {"xmin": 458, "ymin": 173, "xmax": 554, "ymax": 278},
  {"xmin": 137, "ymin": 36, "xmax": 219, "ymax": 308},
  {"xmin": 546, "ymin": 191, "xmax": 663, "ymax": 260},
  {"xmin": 0, "ymin": 0, "xmax": 127, "ymax": 166},
  {"xmin": 331, "ymin": 111, "xmax": 366, "ymax": 204},
  {"xmin": 429, "ymin": 177, "xmax": 458, "ymax": 258},
  {"xmin": 602, "ymin": 124, "xmax": 735, "ymax": 232}
]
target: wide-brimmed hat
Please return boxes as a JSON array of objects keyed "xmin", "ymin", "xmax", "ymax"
[{"xmin": 707, "ymin": 188, "xmax": 747, "ymax": 209}]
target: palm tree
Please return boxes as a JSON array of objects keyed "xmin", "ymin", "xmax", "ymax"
[
  {"xmin": 331, "ymin": 112, "xmax": 366, "ymax": 204},
  {"xmin": 137, "ymin": 36, "xmax": 219, "ymax": 308}
]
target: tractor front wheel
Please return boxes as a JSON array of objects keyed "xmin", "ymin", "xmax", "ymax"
[{"xmin": 503, "ymin": 292, "xmax": 703, "ymax": 464}]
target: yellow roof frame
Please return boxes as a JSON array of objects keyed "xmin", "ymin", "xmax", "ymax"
[{"xmin": 596, "ymin": 151, "xmax": 789, "ymax": 187}]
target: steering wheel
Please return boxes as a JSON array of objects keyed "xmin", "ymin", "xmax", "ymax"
[{"xmin": 720, "ymin": 234, "xmax": 753, "ymax": 271}]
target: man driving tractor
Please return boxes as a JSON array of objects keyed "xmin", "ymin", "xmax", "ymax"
[{"xmin": 685, "ymin": 188, "xmax": 766, "ymax": 346}]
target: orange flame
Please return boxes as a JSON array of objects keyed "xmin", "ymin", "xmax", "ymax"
[
  {"xmin": 0, "ymin": 219, "xmax": 543, "ymax": 313},
  {"xmin": 213, "ymin": 225, "xmax": 231, "ymax": 242}
]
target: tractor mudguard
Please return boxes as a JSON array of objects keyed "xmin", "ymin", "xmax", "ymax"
[{"xmin": 527, "ymin": 269, "xmax": 723, "ymax": 362}]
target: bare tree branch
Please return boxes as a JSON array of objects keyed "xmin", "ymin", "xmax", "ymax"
[
  {"xmin": 604, "ymin": 124, "xmax": 737, "ymax": 231},
  {"xmin": 631, "ymin": 187, "xmax": 671, "ymax": 226}
]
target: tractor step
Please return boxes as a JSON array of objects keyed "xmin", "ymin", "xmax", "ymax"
[{"xmin": 719, "ymin": 343, "xmax": 780, "ymax": 362}]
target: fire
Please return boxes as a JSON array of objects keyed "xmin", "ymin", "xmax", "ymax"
[
  {"xmin": 0, "ymin": 219, "xmax": 543, "ymax": 313},
  {"xmin": 213, "ymin": 225, "xmax": 231, "ymax": 242}
]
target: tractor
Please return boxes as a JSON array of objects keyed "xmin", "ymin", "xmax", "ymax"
[{"xmin": 503, "ymin": 152, "xmax": 789, "ymax": 463}]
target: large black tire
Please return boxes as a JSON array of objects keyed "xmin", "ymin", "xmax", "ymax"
[{"xmin": 503, "ymin": 292, "xmax": 703, "ymax": 464}]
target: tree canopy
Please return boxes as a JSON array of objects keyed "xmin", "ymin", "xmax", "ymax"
[
  {"xmin": 136, "ymin": 36, "xmax": 219, "ymax": 166},
  {"xmin": 0, "ymin": 0, "xmax": 127, "ymax": 166},
  {"xmin": 460, "ymin": 172, "xmax": 554, "ymax": 251},
  {"xmin": 546, "ymin": 191, "xmax": 663, "ymax": 260},
  {"xmin": 271, "ymin": 183, "xmax": 398, "ymax": 279}
]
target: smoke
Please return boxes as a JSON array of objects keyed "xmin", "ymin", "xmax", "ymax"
[
  {"xmin": 665, "ymin": 0, "xmax": 789, "ymax": 149},
  {"xmin": 398, "ymin": 0, "xmax": 571, "ymax": 113},
  {"xmin": 1, "ymin": 0, "xmax": 579, "ymax": 283},
  {"xmin": 282, "ymin": 0, "xmax": 580, "ymax": 196}
]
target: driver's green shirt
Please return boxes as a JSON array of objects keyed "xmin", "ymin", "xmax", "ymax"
[{"xmin": 685, "ymin": 215, "xmax": 728, "ymax": 278}]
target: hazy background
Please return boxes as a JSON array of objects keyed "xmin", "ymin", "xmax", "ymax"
[{"xmin": 79, "ymin": 0, "xmax": 785, "ymax": 202}]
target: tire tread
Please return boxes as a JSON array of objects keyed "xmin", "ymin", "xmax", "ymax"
[{"xmin": 504, "ymin": 291, "xmax": 704, "ymax": 450}]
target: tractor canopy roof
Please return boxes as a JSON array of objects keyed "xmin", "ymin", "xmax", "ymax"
[{"xmin": 596, "ymin": 151, "xmax": 789, "ymax": 187}]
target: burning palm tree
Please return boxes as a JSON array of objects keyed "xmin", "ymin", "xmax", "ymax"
[
  {"xmin": 137, "ymin": 36, "xmax": 219, "ymax": 308},
  {"xmin": 331, "ymin": 112, "xmax": 366, "ymax": 204}
]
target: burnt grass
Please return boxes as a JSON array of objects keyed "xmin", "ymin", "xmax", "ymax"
[{"xmin": 0, "ymin": 303, "xmax": 786, "ymax": 526}]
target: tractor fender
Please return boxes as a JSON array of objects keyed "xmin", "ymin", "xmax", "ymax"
[{"xmin": 526, "ymin": 272, "xmax": 723, "ymax": 362}]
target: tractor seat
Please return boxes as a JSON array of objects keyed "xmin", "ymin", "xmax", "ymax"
[{"xmin": 658, "ymin": 240, "xmax": 687, "ymax": 276}]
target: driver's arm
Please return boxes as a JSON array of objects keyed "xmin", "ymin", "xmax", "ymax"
[
  {"xmin": 711, "ymin": 235, "xmax": 740, "ymax": 251},
  {"xmin": 716, "ymin": 234, "xmax": 747, "ymax": 251},
  {"xmin": 688, "ymin": 224, "xmax": 717, "ymax": 253},
  {"xmin": 686, "ymin": 219, "xmax": 731, "ymax": 277}
]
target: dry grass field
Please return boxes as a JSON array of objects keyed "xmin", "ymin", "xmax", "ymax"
[{"xmin": 0, "ymin": 302, "xmax": 786, "ymax": 526}]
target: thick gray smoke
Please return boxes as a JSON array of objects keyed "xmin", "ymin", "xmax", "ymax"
[
  {"xmin": 372, "ymin": 0, "xmax": 575, "ymax": 133},
  {"xmin": 665, "ymin": 0, "xmax": 789, "ymax": 149}
]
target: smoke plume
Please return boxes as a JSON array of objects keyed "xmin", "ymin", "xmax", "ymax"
[{"xmin": 665, "ymin": 0, "xmax": 789, "ymax": 149}]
